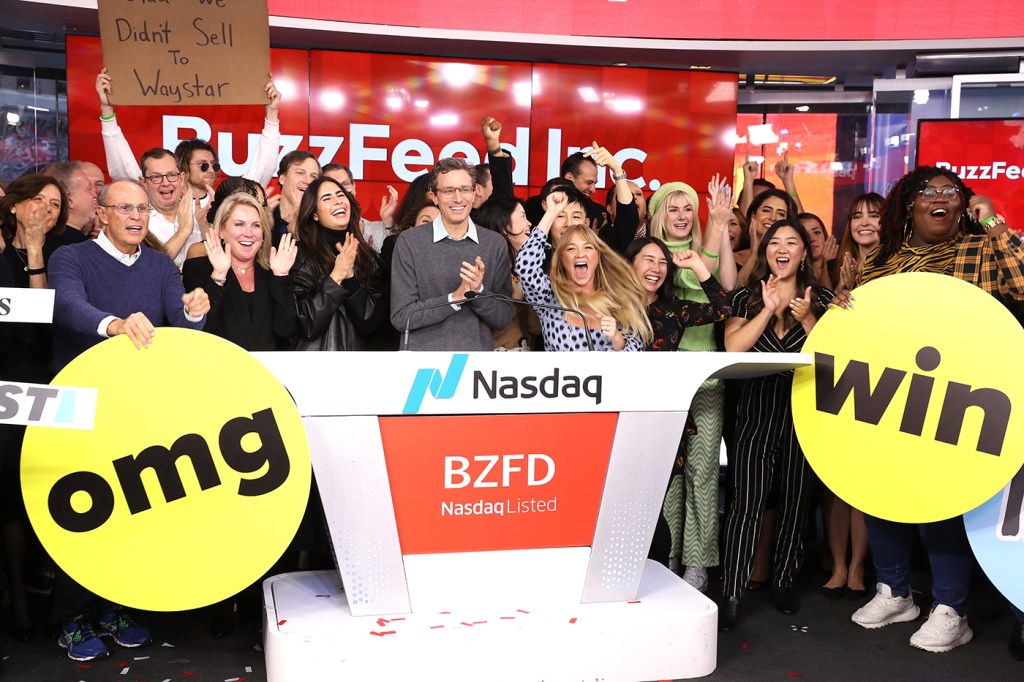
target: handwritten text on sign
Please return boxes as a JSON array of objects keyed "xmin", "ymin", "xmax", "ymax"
[{"xmin": 97, "ymin": 0, "xmax": 270, "ymax": 106}]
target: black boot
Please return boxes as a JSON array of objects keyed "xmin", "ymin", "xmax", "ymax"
[
  {"xmin": 772, "ymin": 586, "xmax": 800, "ymax": 616},
  {"xmin": 719, "ymin": 597, "xmax": 741, "ymax": 632}
]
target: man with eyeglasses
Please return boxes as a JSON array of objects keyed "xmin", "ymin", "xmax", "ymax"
[
  {"xmin": 390, "ymin": 157, "xmax": 512, "ymax": 350},
  {"xmin": 137, "ymin": 148, "xmax": 202, "ymax": 270},
  {"xmin": 47, "ymin": 179, "xmax": 208, "ymax": 661},
  {"xmin": 95, "ymin": 69, "xmax": 282, "ymax": 193}
]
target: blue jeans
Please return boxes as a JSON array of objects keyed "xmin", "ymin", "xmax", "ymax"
[{"xmin": 865, "ymin": 514, "xmax": 973, "ymax": 614}]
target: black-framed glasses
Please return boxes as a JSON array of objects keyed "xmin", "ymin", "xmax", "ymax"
[
  {"xmin": 196, "ymin": 161, "xmax": 221, "ymax": 173},
  {"xmin": 918, "ymin": 186, "xmax": 959, "ymax": 200},
  {"xmin": 144, "ymin": 171, "xmax": 181, "ymax": 184},
  {"xmin": 101, "ymin": 203, "xmax": 151, "ymax": 215}
]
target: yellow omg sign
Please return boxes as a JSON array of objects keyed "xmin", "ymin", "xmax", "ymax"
[
  {"xmin": 22, "ymin": 329, "xmax": 310, "ymax": 611},
  {"xmin": 792, "ymin": 273, "xmax": 1024, "ymax": 523}
]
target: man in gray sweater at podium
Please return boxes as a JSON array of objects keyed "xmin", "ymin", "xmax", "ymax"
[{"xmin": 390, "ymin": 158, "xmax": 512, "ymax": 351}]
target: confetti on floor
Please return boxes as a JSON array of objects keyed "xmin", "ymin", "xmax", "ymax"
[
  {"xmin": 569, "ymin": 617, "xmax": 577, "ymax": 624},
  {"xmin": 161, "ymin": 642, "xmax": 176, "ymax": 647}
]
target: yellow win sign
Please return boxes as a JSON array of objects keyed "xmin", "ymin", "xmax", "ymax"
[
  {"xmin": 792, "ymin": 272, "xmax": 1024, "ymax": 523},
  {"xmin": 22, "ymin": 328, "xmax": 311, "ymax": 611}
]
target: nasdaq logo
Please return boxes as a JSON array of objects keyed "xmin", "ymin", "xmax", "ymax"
[{"xmin": 403, "ymin": 354, "xmax": 468, "ymax": 414}]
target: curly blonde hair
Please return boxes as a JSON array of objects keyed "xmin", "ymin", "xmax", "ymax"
[{"xmin": 550, "ymin": 225, "xmax": 652, "ymax": 344}]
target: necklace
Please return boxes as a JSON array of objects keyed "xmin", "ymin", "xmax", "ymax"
[
  {"xmin": 11, "ymin": 246, "xmax": 33, "ymax": 272},
  {"xmin": 232, "ymin": 264, "xmax": 250, "ymax": 275}
]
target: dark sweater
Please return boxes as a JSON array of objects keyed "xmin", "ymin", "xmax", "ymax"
[
  {"xmin": 389, "ymin": 220, "xmax": 512, "ymax": 350},
  {"xmin": 48, "ymin": 241, "xmax": 204, "ymax": 371}
]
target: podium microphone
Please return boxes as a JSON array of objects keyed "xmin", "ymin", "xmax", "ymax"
[
  {"xmin": 462, "ymin": 291, "xmax": 595, "ymax": 351},
  {"xmin": 401, "ymin": 295, "xmax": 475, "ymax": 351}
]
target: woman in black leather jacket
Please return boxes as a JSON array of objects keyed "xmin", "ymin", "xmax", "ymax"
[{"xmin": 290, "ymin": 176, "xmax": 391, "ymax": 350}]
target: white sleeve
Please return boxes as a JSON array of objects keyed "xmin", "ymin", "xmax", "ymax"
[
  {"xmin": 100, "ymin": 116, "xmax": 143, "ymax": 181},
  {"xmin": 243, "ymin": 118, "xmax": 280, "ymax": 187}
]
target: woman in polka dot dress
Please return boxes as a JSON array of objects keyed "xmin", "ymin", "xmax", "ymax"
[{"xmin": 515, "ymin": 190, "xmax": 651, "ymax": 352}]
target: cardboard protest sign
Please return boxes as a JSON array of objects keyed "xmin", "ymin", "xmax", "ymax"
[{"xmin": 97, "ymin": 0, "xmax": 270, "ymax": 106}]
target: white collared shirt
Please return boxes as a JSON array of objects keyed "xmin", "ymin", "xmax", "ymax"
[
  {"xmin": 96, "ymin": 229, "xmax": 141, "ymax": 266},
  {"xmin": 431, "ymin": 215, "xmax": 480, "ymax": 243}
]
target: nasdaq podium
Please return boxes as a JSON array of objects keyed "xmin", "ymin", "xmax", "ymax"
[{"xmin": 253, "ymin": 351, "xmax": 808, "ymax": 681}]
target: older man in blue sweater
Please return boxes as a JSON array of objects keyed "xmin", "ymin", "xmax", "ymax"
[
  {"xmin": 46, "ymin": 179, "xmax": 209, "ymax": 661},
  {"xmin": 49, "ymin": 179, "xmax": 209, "ymax": 371}
]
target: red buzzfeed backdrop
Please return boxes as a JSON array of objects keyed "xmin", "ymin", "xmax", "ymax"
[
  {"xmin": 67, "ymin": 36, "xmax": 737, "ymax": 220},
  {"xmin": 917, "ymin": 119, "xmax": 1024, "ymax": 223}
]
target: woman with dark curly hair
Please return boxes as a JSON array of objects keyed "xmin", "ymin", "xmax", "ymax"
[
  {"xmin": 850, "ymin": 166, "xmax": 1024, "ymax": 654},
  {"xmin": 720, "ymin": 218, "xmax": 834, "ymax": 632}
]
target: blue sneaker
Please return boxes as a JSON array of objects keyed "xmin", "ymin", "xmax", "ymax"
[
  {"xmin": 58, "ymin": 617, "xmax": 109, "ymax": 661},
  {"xmin": 97, "ymin": 609, "xmax": 152, "ymax": 648}
]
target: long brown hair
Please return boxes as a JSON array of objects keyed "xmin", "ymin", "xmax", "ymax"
[
  {"xmin": 295, "ymin": 176, "xmax": 376, "ymax": 281},
  {"xmin": 744, "ymin": 219, "xmax": 826, "ymax": 330}
]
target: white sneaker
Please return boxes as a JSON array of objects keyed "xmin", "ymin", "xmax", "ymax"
[
  {"xmin": 682, "ymin": 566, "xmax": 709, "ymax": 593},
  {"xmin": 909, "ymin": 605, "xmax": 974, "ymax": 653},
  {"xmin": 851, "ymin": 582, "xmax": 921, "ymax": 629}
]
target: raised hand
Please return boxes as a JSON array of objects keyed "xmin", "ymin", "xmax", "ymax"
[
  {"xmin": 544, "ymin": 190, "xmax": 568, "ymax": 216},
  {"xmin": 761, "ymin": 274, "xmax": 781, "ymax": 312},
  {"xmin": 822, "ymin": 234, "xmax": 839, "ymax": 262},
  {"xmin": 706, "ymin": 173, "xmax": 735, "ymax": 226},
  {"xmin": 265, "ymin": 186, "xmax": 281, "ymax": 215},
  {"xmin": 584, "ymin": 141, "xmax": 623, "ymax": 177},
  {"xmin": 264, "ymin": 77, "xmax": 281, "ymax": 121},
  {"xmin": 21, "ymin": 197, "xmax": 50, "ymax": 247},
  {"xmin": 837, "ymin": 251, "xmax": 860, "ymax": 291},
  {"xmin": 330, "ymin": 232, "xmax": 359, "ymax": 283},
  {"xmin": 481, "ymin": 116, "xmax": 502, "ymax": 152},
  {"xmin": 673, "ymin": 249, "xmax": 703, "ymax": 271},
  {"xmin": 599, "ymin": 315, "xmax": 620, "ymax": 340},
  {"xmin": 380, "ymin": 185, "xmax": 399, "ymax": 226},
  {"xmin": 742, "ymin": 150, "xmax": 759, "ymax": 179},
  {"xmin": 789, "ymin": 285, "xmax": 813, "ymax": 322},
  {"xmin": 204, "ymin": 228, "xmax": 231, "ymax": 279},
  {"xmin": 96, "ymin": 68, "xmax": 114, "ymax": 112},
  {"xmin": 269, "ymin": 232, "xmax": 297, "ymax": 276},
  {"xmin": 968, "ymin": 194, "xmax": 996, "ymax": 223},
  {"xmin": 175, "ymin": 186, "xmax": 195, "ymax": 235},
  {"xmin": 774, "ymin": 150, "xmax": 794, "ymax": 182}
]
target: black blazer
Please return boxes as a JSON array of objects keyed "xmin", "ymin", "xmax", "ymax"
[{"xmin": 182, "ymin": 256, "xmax": 298, "ymax": 351}]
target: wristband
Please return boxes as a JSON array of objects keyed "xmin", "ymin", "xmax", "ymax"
[
  {"xmin": 789, "ymin": 191, "xmax": 798, "ymax": 198},
  {"xmin": 982, "ymin": 215, "xmax": 999, "ymax": 227},
  {"xmin": 210, "ymin": 276, "xmax": 227, "ymax": 285},
  {"xmin": 25, "ymin": 266, "xmax": 47, "ymax": 275},
  {"xmin": 702, "ymin": 248, "xmax": 719, "ymax": 259},
  {"xmin": 100, "ymin": 112, "xmax": 116, "ymax": 121}
]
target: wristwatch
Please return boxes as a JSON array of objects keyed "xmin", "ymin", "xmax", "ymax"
[{"xmin": 612, "ymin": 171, "xmax": 628, "ymax": 182}]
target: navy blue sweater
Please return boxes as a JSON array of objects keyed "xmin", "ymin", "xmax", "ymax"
[{"xmin": 49, "ymin": 241, "xmax": 204, "ymax": 371}]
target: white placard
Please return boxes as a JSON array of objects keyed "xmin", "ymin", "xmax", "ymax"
[
  {"xmin": 0, "ymin": 381, "xmax": 97, "ymax": 430},
  {"xmin": 0, "ymin": 288, "xmax": 55, "ymax": 324}
]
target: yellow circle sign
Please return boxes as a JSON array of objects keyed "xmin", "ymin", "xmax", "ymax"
[
  {"xmin": 792, "ymin": 272, "xmax": 1024, "ymax": 523},
  {"xmin": 22, "ymin": 328, "xmax": 310, "ymax": 611}
]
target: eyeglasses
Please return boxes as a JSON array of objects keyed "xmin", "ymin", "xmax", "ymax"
[
  {"xmin": 435, "ymin": 185, "xmax": 475, "ymax": 198},
  {"xmin": 101, "ymin": 203, "xmax": 151, "ymax": 215},
  {"xmin": 195, "ymin": 161, "xmax": 221, "ymax": 173},
  {"xmin": 144, "ymin": 171, "xmax": 182, "ymax": 184},
  {"xmin": 918, "ymin": 186, "xmax": 959, "ymax": 200}
]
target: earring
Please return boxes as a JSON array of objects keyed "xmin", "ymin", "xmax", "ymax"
[
  {"xmin": 800, "ymin": 259, "xmax": 806, "ymax": 271},
  {"xmin": 903, "ymin": 216, "xmax": 913, "ymax": 240}
]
